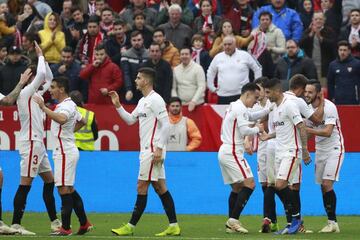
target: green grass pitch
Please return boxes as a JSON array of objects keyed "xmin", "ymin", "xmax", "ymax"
[{"xmin": 1, "ymin": 213, "xmax": 359, "ymax": 239}]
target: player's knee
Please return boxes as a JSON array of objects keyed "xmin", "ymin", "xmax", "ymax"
[
  {"xmin": 244, "ymin": 178, "xmax": 255, "ymax": 190},
  {"xmin": 275, "ymin": 180, "xmax": 287, "ymax": 190}
]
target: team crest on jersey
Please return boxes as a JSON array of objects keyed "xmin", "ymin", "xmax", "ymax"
[{"xmin": 347, "ymin": 67, "xmax": 352, "ymax": 72}]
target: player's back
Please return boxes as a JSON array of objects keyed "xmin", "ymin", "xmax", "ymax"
[
  {"xmin": 17, "ymin": 88, "xmax": 45, "ymax": 142},
  {"xmin": 137, "ymin": 91, "xmax": 168, "ymax": 152},
  {"xmin": 220, "ymin": 100, "xmax": 250, "ymax": 147},
  {"xmin": 310, "ymin": 99, "xmax": 344, "ymax": 152},
  {"xmin": 51, "ymin": 98, "xmax": 81, "ymax": 152},
  {"xmin": 273, "ymin": 97, "xmax": 303, "ymax": 153}
]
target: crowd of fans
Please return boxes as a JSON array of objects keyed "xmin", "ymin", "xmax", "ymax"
[{"xmin": 0, "ymin": 0, "xmax": 359, "ymax": 106}]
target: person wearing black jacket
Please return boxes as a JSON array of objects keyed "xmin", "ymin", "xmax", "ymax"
[
  {"xmin": 141, "ymin": 42, "xmax": 173, "ymax": 103},
  {"xmin": 339, "ymin": 9, "xmax": 360, "ymax": 59},
  {"xmin": 327, "ymin": 41, "xmax": 360, "ymax": 105},
  {"xmin": 104, "ymin": 19, "xmax": 130, "ymax": 66},
  {"xmin": 65, "ymin": 6, "xmax": 89, "ymax": 50}
]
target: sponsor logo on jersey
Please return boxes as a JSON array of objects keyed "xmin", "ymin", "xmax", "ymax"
[
  {"xmin": 274, "ymin": 121, "xmax": 285, "ymax": 127},
  {"xmin": 138, "ymin": 112, "xmax": 147, "ymax": 118}
]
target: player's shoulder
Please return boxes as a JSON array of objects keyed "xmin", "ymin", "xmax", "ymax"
[
  {"xmin": 150, "ymin": 91, "xmax": 166, "ymax": 104},
  {"xmin": 324, "ymin": 99, "xmax": 338, "ymax": 113}
]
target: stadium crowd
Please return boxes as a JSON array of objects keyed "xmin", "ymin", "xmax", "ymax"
[{"xmin": 0, "ymin": 0, "xmax": 358, "ymax": 106}]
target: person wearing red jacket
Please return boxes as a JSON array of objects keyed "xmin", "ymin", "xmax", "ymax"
[{"xmin": 79, "ymin": 44, "xmax": 123, "ymax": 104}]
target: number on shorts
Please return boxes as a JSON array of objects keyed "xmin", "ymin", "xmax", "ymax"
[
  {"xmin": 0, "ymin": 110, "xmax": 3, "ymax": 121},
  {"xmin": 32, "ymin": 155, "xmax": 38, "ymax": 165},
  {"xmin": 13, "ymin": 111, "xmax": 18, "ymax": 121}
]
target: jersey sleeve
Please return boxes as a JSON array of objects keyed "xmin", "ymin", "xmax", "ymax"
[
  {"xmin": 286, "ymin": 101, "xmax": 303, "ymax": 126},
  {"xmin": 150, "ymin": 95, "xmax": 168, "ymax": 120},
  {"xmin": 0, "ymin": 92, "xmax": 4, "ymax": 101},
  {"xmin": 236, "ymin": 107, "xmax": 252, "ymax": 127},
  {"xmin": 298, "ymin": 98, "xmax": 314, "ymax": 119},
  {"xmin": 324, "ymin": 103, "xmax": 338, "ymax": 125},
  {"xmin": 75, "ymin": 109, "xmax": 82, "ymax": 122},
  {"xmin": 55, "ymin": 103, "xmax": 71, "ymax": 119}
]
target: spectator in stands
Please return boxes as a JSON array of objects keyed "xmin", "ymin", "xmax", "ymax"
[
  {"xmin": 121, "ymin": 31, "xmax": 148, "ymax": 103},
  {"xmin": 298, "ymin": 0, "xmax": 314, "ymax": 30},
  {"xmin": 95, "ymin": 0, "xmax": 106, "ymax": 16},
  {"xmin": 27, "ymin": 0, "xmax": 52, "ymax": 19},
  {"xmin": 191, "ymin": 34, "xmax": 212, "ymax": 73},
  {"xmin": 0, "ymin": 6, "xmax": 15, "ymax": 48},
  {"xmin": 130, "ymin": 11, "xmax": 153, "ymax": 49},
  {"xmin": 65, "ymin": 6, "xmax": 89, "ymax": 50},
  {"xmin": 38, "ymin": 12, "xmax": 65, "ymax": 64},
  {"xmin": 300, "ymin": 12, "xmax": 336, "ymax": 86},
  {"xmin": 274, "ymin": 39, "xmax": 317, "ymax": 90},
  {"xmin": 75, "ymin": 15, "xmax": 104, "ymax": 67},
  {"xmin": 209, "ymin": 19, "xmax": 254, "ymax": 57},
  {"xmin": 193, "ymin": 0, "xmax": 222, "ymax": 50},
  {"xmin": 88, "ymin": 0, "xmax": 96, "ymax": 15},
  {"xmin": 252, "ymin": 0, "xmax": 303, "ymax": 42},
  {"xmin": 321, "ymin": 0, "xmax": 342, "ymax": 35},
  {"xmin": 340, "ymin": 9, "xmax": 360, "ymax": 59},
  {"xmin": 342, "ymin": 0, "xmax": 360, "ymax": 26},
  {"xmin": 187, "ymin": 0, "xmax": 219, "ymax": 16},
  {"xmin": 105, "ymin": 20, "xmax": 130, "ymax": 66},
  {"xmin": 252, "ymin": 11, "xmax": 286, "ymax": 63},
  {"xmin": 80, "ymin": 44, "xmax": 123, "ymax": 104},
  {"xmin": 156, "ymin": 0, "xmax": 194, "ymax": 26},
  {"xmin": 141, "ymin": 42, "xmax": 173, "ymax": 103},
  {"xmin": 60, "ymin": 0, "xmax": 73, "ymax": 28},
  {"xmin": 224, "ymin": 0, "xmax": 254, "ymax": 38},
  {"xmin": 0, "ymin": 44, "xmax": 6, "ymax": 66},
  {"xmin": 207, "ymin": 36, "xmax": 262, "ymax": 104},
  {"xmin": 51, "ymin": 47, "xmax": 87, "ymax": 102},
  {"xmin": 0, "ymin": 46, "xmax": 28, "ymax": 96},
  {"xmin": 327, "ymin": 41, "xmax": 360, "ymax": 105},
  {"xmin": 16, "ymin": 3, "xmax": 43, "ymax": 35},
  {"xmin": 21, "ymin": 32, "xmax": 38, "ymax": 64},
  {"xmin": 167, "ymin": 97, "xmax": 202, "ymax": 151},
  {"xmin": 120, "ymin": 0, "xmax": 157, "ymax": 27},
  {"xmin": 158, "ymin": 4, "xmax": 193, "ymax": 49},
  {"xmin": 152, "ymin": 28, "xmax": 180, "ymax": 68},
  {"xmin": 172, "ymin": 46, "xmax": 206, "ymax": 111},
  {"xmin": 70, "ymin": 90, "xmax": 99, "ymax": 151},
  {"xmin": 100, "ymin": 7, "xmax": 114, "ymax": 36}
]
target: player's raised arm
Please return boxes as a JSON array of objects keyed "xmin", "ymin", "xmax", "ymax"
[
  {"xmin": 33, "ymin": 96, "xmax": 68, "ymax": 124},
  {"xmin": 0, "ymin": 70, "xmax": 32, "ymax": 105},
  {"xmin": 108, "ymin": 91, "xmax": 138, "ymax": 125}
]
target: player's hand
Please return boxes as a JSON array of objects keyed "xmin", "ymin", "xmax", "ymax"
[
  {"xmin": 244, "ymin": 138, "xmax": 253, "ymax": 155},
  {"xmin": 34, "ymin": 41, "xmax": 43, "ymax": 57},
  {"xmin": 100, "ymin": 88, "xmax": 108, "ymax": 96},
  {"xmin": 256, "ymin": 123, "xmax": 264, "ymax": 133},
  {"xmin": 19, "ymin": 68, "xmax": 33, "ymax": 85},
  {"xmin": 125, "ymin": 90, "xmax": 133, "ymax": 101},
  {"xmin": 302, "ymin": 149, "xmax": 311, "ymax": 165},
  {"xmin": 108, "ymin": 91, "xmax": 121, "ymax": 108},
  {"xmin": 32, "ymin": 95, "xmax": 45, "ymax": 110},
  {"xmin": 153, "ymin": 147, "xmax": 164, "ymax": 165},
  {"xmin": 188, "ymin": 101, "xmax": 196, "ymax": 112}
]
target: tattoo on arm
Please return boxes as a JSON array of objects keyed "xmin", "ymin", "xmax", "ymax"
[
  {"xmin": 298, "ymin": 122, "xmax": 308, "ymax": 148},
  {"xmin": 0, "ymin": 82, "xmax": 25, "ymax": 105}
]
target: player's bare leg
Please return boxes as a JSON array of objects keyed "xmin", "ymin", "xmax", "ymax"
[
  {"xmin": 319, "ymin": 180, "xmax": 339, "ymax": 233},
  {"xmin": 153, "ymin": 179, "xmax": 180, "ymax": 236},
  {"xmin": 226, "ymin": 178, "xmax": 255, "ymax": 234},
  {"xmin": 39, "ymin": 171, "xmax": 61, "ymax": 232}
]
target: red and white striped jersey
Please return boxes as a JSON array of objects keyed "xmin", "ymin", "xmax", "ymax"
[
  {"xmin": 51, "ymin": 98, "xmax": 82, "ymax": 153},
  {"xmin": 308, "ymin": 99, "xmax": 345, "ymax": 153},
  {"xmin": 273, "ymin": 96, "xmax": 303, "ymax": 154},
  {"xmin": 17, "ymin": 56, "xmax": 51, "ymax": 142},
  {"xmin": 131, "ymin": 91, "xmax": 168, "ymax": 152}
]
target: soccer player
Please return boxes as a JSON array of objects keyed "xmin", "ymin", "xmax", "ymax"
[
  {"xmin": 10, "ymin": 42, "xmax": 61, "ymax": 235},
  {"xmin": 33, "ymin": 77, "xmax": 92, "ymax": 236},
  {"xmin": 0, "ymin": 63, "xmax": 32, "ymax": 235},
  {"xmin": 261, "ymin": 78, "xmax": 310, "ymax": 234},
  {"xmin": 304, "ymin": 80, "xmax": 344, "ymax": 233},
  {"xmin": 109, "ymin": 67, "xmax": 180, "ymax": 237},
  {"xmin": 218, "ymin": 82, "xmax": 270, "ymax": 233},
  {"xmin": 262, "ymin": 74, "xmax": 324, "ymax": 234}
]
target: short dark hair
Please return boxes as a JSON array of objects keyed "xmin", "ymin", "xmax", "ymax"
[
  {"xmin": 133, "ymin": 10, "xmax": 146, "ymax": 20},
  {"xmin": 259, "ymin": 11, "xmax": 272, "ymax": 20},
  {"xmin": 149, "ymin": 42, "xmax": 161, "ymax": 49},
  {"xmin": 289, "ymin": 74, "xmax": 308, "ymax": 90},
  {"xmin": 191, "ymin": 34, "xmax": 204, "ymax": 44},
  {"xmin": 153, "ymin": 28, "xmax": 165, "ymax": 36},
  {"xmin": 70, "ymin": 6, "xmax": 82, "ymax": 14},
  {"xmin": 286, "ymin": 39, "xmax": 298, "ymax": 47},
  {"xmin": 62, "ymin": 46, "xmax": 74, "ymax": 54},
  {"xmin": 350, "ymin": 8, "xmax": 360, "ymax": 14},
  {"xmin": 130, "ymin": 30, "xmax": 143, "ymax": 39},
  {"xmin": 23, "ymin": 32, "xmax": 40, "ymax": 44},
  {"xmin": 199, "ymin": 0, "xmax": 212, "ymax": 7},
  {"xmin": 101, "ymin": 7, "xmax": 113, "ymax": 15},
  {"xmin": 53, "ymin": 76, "xmax": 70, "ymax": 94},
  {"xmin": 337, "ymin": 40, "xmax": 351, "ymax": 49},
  {"xmin": 114, "ymin": 19, "xmax": 126, "ymax": 27},
  {"xmin": 69, "ymin": 90, "xmax": 83, "ymax": 107},
  {"xmin": 241, "ymin": 82, "xmax": 261, "ymax": 95},
  {"xmin": 254, "ymin": 76, "xmax": 269, "ymax": 87},
  {"xmin": 95, "ymin": 43, "xmax": 106, "ymax": 51},
  {"xmin": 168, "ymin": 97, "xmax": 182, "ymax": 105},
  {"xmin": 88, "ymin": 15, "xmax": 100, "ymax": 24},
  {"xmin": 263, "ymin": 78, "xmax": 282, "ymax": 90},
  {"xmin": 180, "ymin": 46, "xmax": 192, "ymax": 54},
  {"xmin": 138, "ymin": 67, "xmax": 156, "ymax": 84},
  {"xmin": 307, "ymin": 80, "xmax": 322, "ymax": 93}
]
